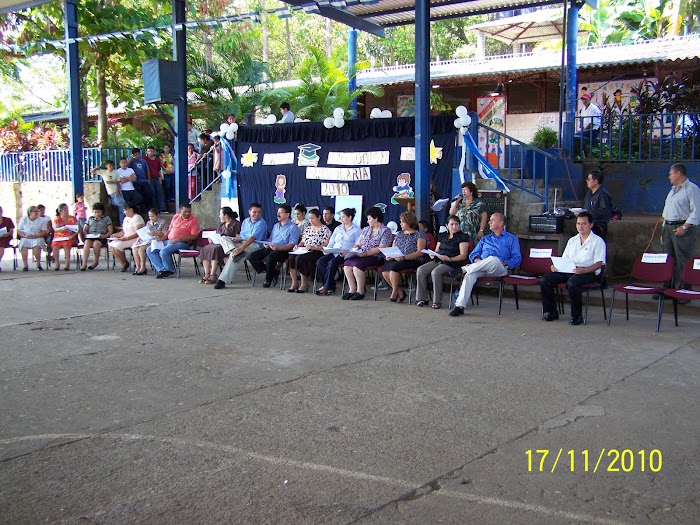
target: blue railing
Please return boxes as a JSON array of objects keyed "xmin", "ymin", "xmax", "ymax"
[
  {"xmin": 0, "ymin": 146, "xmax": 133, "ymax": 183},
  {"xmin": 479, "ymin": 123, "xmax": 558, "ymax": 210},
  {"xmin": 574, "ymin": 112, "xmax": 699, "ymax": 162}
]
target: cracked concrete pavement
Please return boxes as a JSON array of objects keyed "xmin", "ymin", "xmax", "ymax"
[{"xmin": 0, "ymin": 261, "xmax": 698, "ymax": 524}]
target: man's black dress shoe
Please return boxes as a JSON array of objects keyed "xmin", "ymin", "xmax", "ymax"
[
  {"xmin": 569, "ymin": 315, "xmax": 583, "ymax": 325},
  {"xmin": 544, "ymin": 312, "xmax": 559, "ymax": 322},
  {"xmin": 262, "ymin": 280, "xmax": 271, "ymax": 288},
  {"xmin": 449, "ymin": 307, "xmax": 464, "ymax": 317},
  {"xmin": 213, "ymin": 280, "xmax": 225, "ymax": 289}
]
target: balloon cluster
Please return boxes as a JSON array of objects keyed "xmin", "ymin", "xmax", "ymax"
[
  {"xmin": 219, "ymin": 122, "xmax": 239, "ymax": 140},
  {"xmin": 370, "ymin": 107, "xmax": 392, "ymax": 119},
  {"xmin": 453, "ymin": 105, "xmax": 472, "ymax": 129},
  {"xmin": 263, "ymin": 114, "xmax": 277, "ymax": 125},
  {"xmin": 323, "ymin": 107, "xmax": 346, "ymax": 129}
]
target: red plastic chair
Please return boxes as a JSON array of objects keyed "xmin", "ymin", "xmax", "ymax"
[
  {"xmin": 608, "ymin": 253, "xmax": 675, "ymax": 330},
  {"xmin": 659, "ymin": 257, "xmax": 700, "ymax": 330},
  {"xmin": 503, "ymin": 246, "xmax": 557, "ymax": 310},
  {"xmin": 176, "ymin": 230, "xmax": 209, "ymax": 278}
]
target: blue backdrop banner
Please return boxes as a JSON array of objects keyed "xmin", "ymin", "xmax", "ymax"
[{"xmin": 236, "ymin": 116, "xmax": 455, "ymax": 227}]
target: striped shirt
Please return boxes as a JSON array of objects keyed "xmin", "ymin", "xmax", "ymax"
[{"xmin": 167, "ymin": 213, "xmax": 200, "ymax": 242}]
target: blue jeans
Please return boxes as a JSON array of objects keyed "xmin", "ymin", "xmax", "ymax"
[
  {"xmin": 151, "ymin": 178, "xmax": 166, "ymax": 211},
  {"xmin": 317, "ymin": 253, "xmax": 343, "ymax": 291},
  {"xmin": 147, "ymin": 240, "xmax": 188, "ymax": 273}
]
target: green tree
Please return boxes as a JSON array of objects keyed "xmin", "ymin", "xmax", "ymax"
[
  {"xmin": 1, "ymin": 0, "xmax": 171, "ymax": 145},
  {"xmin": 265, "ymin": 46, "xmax": 382, "ymax": 121}
]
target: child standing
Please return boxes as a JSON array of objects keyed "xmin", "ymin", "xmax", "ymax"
[
  {"xmin": 73, "ymin": 193, "xmax": 87, "ymax": 242},
  {"xmin": 187, "ymin": 143, "xmax": 198, "ymax": 200}
]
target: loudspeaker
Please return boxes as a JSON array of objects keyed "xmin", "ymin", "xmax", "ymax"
[{"xmin": 142, "ymin": 59, "xmax": 183, "ymax": 104}]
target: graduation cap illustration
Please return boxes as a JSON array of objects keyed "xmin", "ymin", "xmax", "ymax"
[
  {"xmin": 298, "ymin": 143, "xmax": 321, "ymax": 166},
  {"xmin": 373, "ymin": 203, "xmax": 388, "ymax": 213}
]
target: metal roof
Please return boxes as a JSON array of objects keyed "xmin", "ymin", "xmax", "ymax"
[
  {"xmin": 0, "ymin": 0, "xmax": 52, "ymax": 15},
  {"xmin": 357, "ymin": 34, "xmax": 700, "ymax": 86},
  {"xmin": 468, "ymin": 7, "xmax": 584, "ymax": 44},
  {"xmin": 281, "ymin": 0, "xmax": 563, "ymax": 36}
]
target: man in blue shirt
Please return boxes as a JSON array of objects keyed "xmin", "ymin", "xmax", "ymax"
[
  {"xmin": 214, "ymin": 203, "xmax": 268, "ymax": 289},
  {"xmin": 278, "ymin": 101, "xmax": 295, "ymax": 124},
  {"xmin": 449, "ymin": 213, "xmax": 522, "ymax": 317},
  {"xmin": 248, "ymin": 203, "xmax": 300, "ymax": 287},
  {"xmin": 129, "ymin": 148, "xmax": 154, "ymax": 210}
]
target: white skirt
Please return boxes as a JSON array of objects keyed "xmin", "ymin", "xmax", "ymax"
[{"xmin": 18, "ymin": 237, "xmax": 46, "ymax": 250}]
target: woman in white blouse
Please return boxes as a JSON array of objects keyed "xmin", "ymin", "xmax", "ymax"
[
  {"xmin": 315, "ymin": 208, "xmax": 361, "ymax": 296},
  {"xmin": 17, "ymin": 206, "xmax": 48, "ymax": 271}
]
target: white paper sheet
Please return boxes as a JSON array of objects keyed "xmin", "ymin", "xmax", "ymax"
[
  {"xmin": 322, "ymin": 248, "xmax": 343, "ymax": 254},
  {"xmin": 85, "ymin": 233, "xmax": 101, "ymax": 239},
  {"xmin": 379, "ymin": 247, "xmax": 404, "ymax": 258},
  {"xmin": 289, "ymin": 248, "xmax": 309, "ymax": 255},
  {"xmin": 421, "ymin": 248, "xmax": 441, "ymax": 258},
  {"xmin": 624, "ymin": 285, "xmax": 654, "ymax": 291},
  {"xmin": 203, "ymin": 232, "xmax": 222, "ymax": 244},
  {"xmin": 694, "ymin": 259, "xmax": 700, "ymax": 270},
  {"xmin": 530, "ymin": 248, "xmax": 552, "ymax": 258},
  {"xmin": 551, "ymin": 256, "xmax": 576, "ymax": 273},
  {"xmin": 150, "ymin": 240, "xmax": 165, "ymax": 250},
  {"xmin": 65, "ymin": 224, "xmax": 79, "ymax": 233},
  {"xmin": 431, "ymin": 198, "xmax": 450, "ymax": 212},
  {"xmin": 641, "ymin": 253, "xmax": 668, "ymax": 264},
  {"xmin": 0, "ymin": 227, "xmax": 7, "ymax": 236},
  {"xmin": 136, "ymin": 226, "xmax": 153, "ymax": 241}
]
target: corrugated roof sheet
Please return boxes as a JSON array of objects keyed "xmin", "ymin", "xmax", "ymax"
[
  {"xmin": 357, "ymin": 35, "xmax": 700, "ymax": 86},
  {"xmin": 468, "ymin": 8, "xmax": 582, "ymax": 44}
]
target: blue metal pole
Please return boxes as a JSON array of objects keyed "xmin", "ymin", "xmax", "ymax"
[
  {"xmin": 173, "ymin": 0, "xmax": 188, "ymax": 207},
  {"xmin": 348, "ymin": 28, "xmax": 358, "ymax": 118},
  {"xmin": 414, "ymin": 0, "xmax": 430, "ymax": 223},
  {"xmin": 563, "ymin": 3, "xmax": 579, "ymax": 157},
  {"xmin": 64, "ymin": 0, "xmax": 83, "ymax": 197}
]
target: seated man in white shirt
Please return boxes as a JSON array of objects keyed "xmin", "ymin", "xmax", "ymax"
[{"xmin": 540, "ymin": 211, "xmax": 607, "ymax": 325}]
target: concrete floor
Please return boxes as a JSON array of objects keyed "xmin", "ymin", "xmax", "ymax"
[{"xmin": 0, "ymin": 257, "xmax": 698, "ymax": 524}]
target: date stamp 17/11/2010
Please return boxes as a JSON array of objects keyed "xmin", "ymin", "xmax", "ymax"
[{"xmin": 526, "ymin": 449, "xmax": 662, "ymax": 473}]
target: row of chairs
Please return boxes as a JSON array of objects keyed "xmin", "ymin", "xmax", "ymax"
[{"xmin": 155, "ymin": 230, "xmax": 699, "ymax": 333}]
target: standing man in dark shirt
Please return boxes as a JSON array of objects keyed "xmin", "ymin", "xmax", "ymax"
[
  {"xmin": 322, "ymin": 206, "xmax": 341, "ymax": 232},
  {"xmin": 129, "ymin": 148, "xmax": 154, "ymax": 210},
  {"xmin": 582, "ymin": 170, "xmax": 613, "ymax": 241},
  {"xmin": 145, "ymin": 146, "xmax": 167, "ymax": 213}
]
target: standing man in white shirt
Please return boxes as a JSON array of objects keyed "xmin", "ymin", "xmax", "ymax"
[
  {"xmin": 574, "ymin": 92, "xmax": 602, "ymax": 154},
  {"xmin": 116, "ymin": 157, "xmax": 143, "ymax": 209},
  {"xmin": 540, "ymin": 211, "xmax": 607, "ymax": 325},
  {"xmin": 660, "ymin": 163, "xmax": 700, "ymax": 291}
]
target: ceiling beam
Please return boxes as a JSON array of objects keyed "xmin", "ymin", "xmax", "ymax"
[{"xmin": 280, "ymin": 1, "xmax": 385, "ymax": 37}]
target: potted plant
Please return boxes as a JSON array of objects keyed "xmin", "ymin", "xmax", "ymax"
[{"xmin": 523, "ymin": 126, "xmax": 559, "ymax": 179}]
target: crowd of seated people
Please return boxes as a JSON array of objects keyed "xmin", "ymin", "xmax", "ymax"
[{"xmin": 0, "ymin": 200, "xmax": 614, "ymax": 327}]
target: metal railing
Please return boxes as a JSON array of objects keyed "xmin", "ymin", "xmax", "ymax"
[
  {"xmin": 478, "ymin": 123, "xmax": 558, "ymax": 210},
  {"xmin": 188, "ymin": 148, "xmax": 218, "ymax": 202},
  {"xmin": 0, "ymin": 146, "xmax": 133, "ymax": 183},
  {"xmin": 574, "ymin": 112, "xmax": 699, "ymax": 162}
]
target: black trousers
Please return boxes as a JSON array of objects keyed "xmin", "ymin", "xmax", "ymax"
[
  {"xmin": 248, "ymin": 247, "xmax": 290, "ymax": 282},
  {"xmin": 540, "ymin": 271, "xmax": 599, "ymax": 319}
]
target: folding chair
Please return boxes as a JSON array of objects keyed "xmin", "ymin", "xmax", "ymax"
[
  {"xmin": 555, "ymin": 266, "xmax": 608, "ymax": 325},
  {"xmin": 398, "ymin": 268, "xmax": 417, "ymax": 304},
  {"xmin": 176, "ymin": 231, "xmax": 208, "ymax": 278},
  {"xmin": 503, "ymin": 246, "xmax": 557, "ymax": 311},
  {"xmin": 608, "ymin": 253, "xmax": 675, "ymax": 331},
  {"xmin": 340, "ymin": 263, "xmax": 382, "ymax": 300},
  {"xmin": 659, "ymin": 257, "xmax": 700, "ymax": 330}
]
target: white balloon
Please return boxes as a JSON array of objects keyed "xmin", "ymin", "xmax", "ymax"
[
  {"xmin": 225, "ymin": 129, "xmax": 235, "ymax": 140},
  {"xmin": 333, "ymin": 107, "xmax": 344, "ymax": 119},
  {"xmin": 456, "ymin": 105, "xmax": 468, "ymax": 118},
  {"xmin": 454, "ymin": 118, "xmax": 463, "ymax": 129},
  {"xmin": 460, "ymin": 115, "xmax": 472, "ymax": 127},
  {"xmin": 370, "ymin": 107, "xmax": 382, "ymax": 119},
  {"xmin": 334, "ymin": 117, "xmax": 344, "ymax": 128},
  {"xmin": 380, "ymin": 109, "xmax": 392, "ymax": 118},
  {"xmin": 211, "ymin": 132, "xmax": 220, "ymax": 138},
  {"xmin": 386, "ymin": 221, "xmax": 398, "ymax": 234},
  {"xmin": 323, "ymin": 117, "xmax": 335, "ymax": 129},
  {"xmin": 219, "ymin": 122, "xmax": 229, "ymax": 133},
  {"xmin": 265, "ymin": 114, "xmax": 276, "ymax": 125},
  {"xmin": 303, "ymin": 119, "xmax": 310, "ymax": 122},
  {"xmin": 294, "ymin": 118, "xmax": 303, "ymax": 123},
  {"xmin": 229, "ymin": 122, "xmax": 238, "ymax": 132}
]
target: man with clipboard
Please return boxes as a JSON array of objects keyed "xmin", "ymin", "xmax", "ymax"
[{"xmin": 540, "ymin": 211, "xmax": 606, "ymax": 325}]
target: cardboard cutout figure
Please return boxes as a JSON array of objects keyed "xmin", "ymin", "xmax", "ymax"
[
  {"xmin": 274, "ymin": 174, "xmax": 287, "ymax": 204},
  {"xmin": 391, "ymin": 173, "xmax": 414, "ymax": 205}
]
